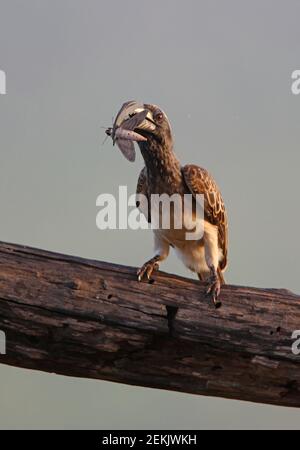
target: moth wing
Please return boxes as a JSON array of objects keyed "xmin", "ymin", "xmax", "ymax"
[
  {"xmin": 116, "ymin": 139, "xmax": 136, "ymax": 162},
  {"xmin": 121, "ymin": 110, "xmax": 148, "ymax": 131}
]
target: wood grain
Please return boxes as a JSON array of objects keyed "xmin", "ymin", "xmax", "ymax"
[{"xmin": 0, "ymin": 241, "xmax": 299, "ymax": 407}]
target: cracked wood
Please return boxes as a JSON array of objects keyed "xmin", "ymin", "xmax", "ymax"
[{"xmin": 0, "ymin": 241, "xmax": 300, "ymax": 407}]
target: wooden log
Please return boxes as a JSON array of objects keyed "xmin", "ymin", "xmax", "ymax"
[{"xmin": 0, "ymin": 241, "xmax": 299, "ymax": 407}]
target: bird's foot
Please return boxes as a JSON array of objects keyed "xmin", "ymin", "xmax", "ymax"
[
  {"xmin": 206, "ymin": 266, "xmax": 222, "ymax": 309},
  {"xmin": 137, "ymin": 257, "xmax": 160, "ymax": 282}
]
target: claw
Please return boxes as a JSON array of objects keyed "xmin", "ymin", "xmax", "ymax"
[
  {"xmin": 137, "ymin": 259, "xmax": 159, "ymax": 282},
  {"xmin": 206, "ymin": 266, "xmax": 222, "ymax": 308}
]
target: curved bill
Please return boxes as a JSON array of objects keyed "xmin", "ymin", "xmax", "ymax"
[
  {"xmin": 112, "ymin": 103, "xmax": 147, "ymax": 162},
  {"xmin": 113, "ymin": 101, "xmax": 145, "ymax": 132},
  {"xmin": 111, "ymin": 101, "xmax": 157, "ymax": 162}
]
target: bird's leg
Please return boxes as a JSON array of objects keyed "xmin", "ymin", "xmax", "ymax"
[
  {"xmin": 206, "ymin": 265, "xmax": 222, "ymax": 308},
  {"xmin": 137, "ymin": 255, "xmax": 161, "ymax": 282},
  {"xmin": 203, "ymin": 228, "xmax": 222, "ymax": 308},
  {"xmin": 138, "ymin": 235, "xmax": 170, "ymax": 282}
]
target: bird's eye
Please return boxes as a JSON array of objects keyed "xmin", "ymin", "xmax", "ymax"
[{"xmin": 155, "ymin": 113, "xmax": 164, "ymax": 123}]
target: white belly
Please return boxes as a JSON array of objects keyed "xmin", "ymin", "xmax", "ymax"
[{"xmin": 154, "ymin": 213, "xmax": 223, "ymax": 275}]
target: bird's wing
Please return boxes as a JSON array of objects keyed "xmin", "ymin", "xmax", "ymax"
[
  {"xmin": 136, "ymin": 167, "xmax": 151, "ymax": 223},
  {"xmin": 182, "ymin": 164, "xmax": 228, "ymax": 270}
]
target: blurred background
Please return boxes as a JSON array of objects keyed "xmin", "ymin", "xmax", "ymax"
[{"xmin": 0, "ymin": 0, "xmax": 300, "ymax": 430}]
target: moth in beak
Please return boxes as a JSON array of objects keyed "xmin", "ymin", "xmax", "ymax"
[{"xmin": 106, "ymin": 101, "xmax": 156, "ymax": 162}]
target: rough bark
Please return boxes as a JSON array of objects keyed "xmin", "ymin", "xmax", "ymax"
[{"xmin": 0, "ymin": 241, "xmax": 299, "ymax": 407}]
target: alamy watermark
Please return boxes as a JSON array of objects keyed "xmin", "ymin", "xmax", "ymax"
[
  {"xmin": 96, "ymin": 186, "xmax": 205, "ymax": 240},
  {"xmin": 292, "ymin": 330, "xmax": 300, "ymax": 355},
  {"xmin": 291, "ymin": 70, "xmax": 300, "ymax": 95},
  {"xmin": 0, "ymin": 69, "xmax": 6, "ymax": 95},
  {"xmin": 0, "ymin": 330, "xmax": 6, "ymax": 354}
]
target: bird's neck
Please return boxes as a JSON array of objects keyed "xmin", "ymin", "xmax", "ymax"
[{"xmin": 139, "ymin": 139, "xmax": 182, "ymax": 194}]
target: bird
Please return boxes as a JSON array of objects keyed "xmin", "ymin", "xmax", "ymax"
[{"xmin": 109, "ymin": 101, "xmax": 228, "ymax": 307}]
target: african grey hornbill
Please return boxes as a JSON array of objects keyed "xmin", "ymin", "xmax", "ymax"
[{"xmin": 108, "ymin": 101, "xmax": 228, "ymax": 307}]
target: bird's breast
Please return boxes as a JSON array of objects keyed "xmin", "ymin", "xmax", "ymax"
[{"xmin": 152, "ymin": 206, "xmax": 205, "ymax": 247}]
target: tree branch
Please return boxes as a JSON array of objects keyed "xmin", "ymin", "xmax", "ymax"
[{"xmin": 0, "ymin": 241, "xmax": 299, "ymax": 407}]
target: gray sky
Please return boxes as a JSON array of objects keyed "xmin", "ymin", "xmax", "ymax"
[{"xmin": 0, "ymin": 0, "xmax": 300, "ymax": 429}]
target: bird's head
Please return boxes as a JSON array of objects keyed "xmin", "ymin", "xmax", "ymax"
[
  {"xmin": 136, "ymin": 103, "xmax": 173, "ymax": 146},
  {"xmin": 113, "ymin": 101, "xmax": 174, "ymax": 163}
]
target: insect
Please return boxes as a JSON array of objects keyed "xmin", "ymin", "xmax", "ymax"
[
  {"xmin": 105, "ymin": 106, "xmax": 149, "ymax": 162},
  {"xmin": 105, "ymin": 127, "xmax": 147, "ymax": 142}
]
